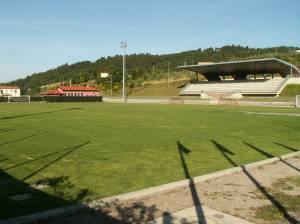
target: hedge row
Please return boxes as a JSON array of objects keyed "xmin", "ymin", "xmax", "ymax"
[
  {"xmin": 0, "ymin": 96, "xmax": 103, "ymax": 103},
  {"xmin": 44, "ymin": 96, "xmax": 102, "ymax": 102},
  {"xmin": 0, "ymin": 97, "xmax": 8, "ymax": 102}
]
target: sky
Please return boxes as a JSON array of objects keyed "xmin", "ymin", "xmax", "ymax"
[{"xmin": 0, "ymin": 0, "xmax": 299, "ymax": 82}]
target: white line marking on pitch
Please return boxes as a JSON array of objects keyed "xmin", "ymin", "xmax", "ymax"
[
  {"xmin": 229, "ymin": 110, "xmax": 300, "ymax": 117},
  {"xmin": 63, "ymin": 159, "xmax": 71, "ymax": 162},
  {"xmin": 245, "ymin": 112, "xmax": 300, "ymax": 117},
  {"xmin": 21, "ymin": 155, "xmax": 33, "ymax": 160}
]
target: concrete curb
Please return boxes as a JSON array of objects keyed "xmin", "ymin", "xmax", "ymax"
[{"xmin": 1, "ymin": 151, "xmax": 299, "ymax": 224}]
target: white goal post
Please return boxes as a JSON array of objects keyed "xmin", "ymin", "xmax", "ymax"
[{"xmin": 296, "ymin": 95, "xmax": 300, "ymax": 107}]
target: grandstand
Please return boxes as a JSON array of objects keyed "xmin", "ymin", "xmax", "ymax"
[{"xmin": 178, "ymin": 58, "xmax": 300, "ymax": 98}]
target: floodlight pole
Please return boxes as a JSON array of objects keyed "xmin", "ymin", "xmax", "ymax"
[
  {"xmin": 167, "ymin": 62, "xmax": 170, "ymax": 89},
  {"xmin": 120, "ymin": 41, "xmax": 127, "ymax": 102},
  {"xmin": 111, "ymin": 74, "xmax": 113, "ymax": 98}
]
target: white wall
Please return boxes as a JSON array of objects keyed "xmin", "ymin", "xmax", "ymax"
[
  {"xmin": 0, "ymin": 88, "xmax": 21, "ymax": 97},
  {"xmin": 287, "ymin": 77, "xmax": 300, "ymax": 85}
]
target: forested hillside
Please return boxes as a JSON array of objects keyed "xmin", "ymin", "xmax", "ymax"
[{"xmin": 3, "ymin": 45, "xmax": 300, "ymax": 94}]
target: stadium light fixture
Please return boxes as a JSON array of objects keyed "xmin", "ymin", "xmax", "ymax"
[{"xmin": 120, "ymin": 41, "xmax": 127, "ymax": 102}]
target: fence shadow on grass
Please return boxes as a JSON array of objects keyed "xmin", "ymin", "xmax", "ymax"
[
  {"xmin": 0, "ymin": 107, "xmax": 82, "ymax": 121},
  {"xmin": 211, "ymin": 140, "xmax": 298, "ymax": 224},
  {"xmin": 4, "ymin": 143, "xmax": 88, "ymax": 171},
  {"xmin": 0, "ymin": 140, "xmax": 195, "ymax": 224},
  {"xmin": 0, "ymin": 158, "xmax": 7, "ymax": 163},
  {"xmin": 0, "ymin": 140, "xmax": 161, "ymax": 224},
  {"xmin": 0, "ymin": 168, "xmax": 184, "ymax": 224},
  {"xmin": 0, "ymin": 128, "xmax": 16, "ymax": 134},
  {"xmin": 273, "ymin": 142, "xmax": 299, "ymax": 152},
  {"xmin": 176, "ymin": 141, "xmax": 207, "ymax": 224},
  {"xmin": 21, "ymin": 141, "xmax": 91, "ymax": 182},
  {"xmin": 0, "ymin": 132, "xmax": 46, "ymax": 148},
  {"xmin": 244, "ymin": 142, "xmax": 300, "ymax": 173}
]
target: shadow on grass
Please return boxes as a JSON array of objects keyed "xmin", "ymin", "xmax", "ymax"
[
  {"xmin": 0, "ymin": 140, "xmax": 195, "ymax": 224},
  {"xmin": 0, "ymin": 138, "xmax": 161, "ymax": 223},
  {"xmin": 244, "ymin": 142, "xmax": 300, "ymax": 172},
  {"xmin": 0, "ymin": 108, "xmax": 82, "ymax": 121},
  {"xmin": 274, "ymin": 142, "xmax": 299, "ymax": 152},
  {"xmin": 0, "ymin": 132, "xmax": 47, "ymax": 148},
  {"xmin": 0, "ymin": 128, "xmax": 16, "ymax": 134},
  {"xmin": 4, "ymin": 143, "xmax": 88, "ymax": 171},
  {"xmin": 0, "ymin": 158, "xmax": 7, "ymax": 163},
  {"xmin": 211, "ymin": 140, "xmax": 298, "ymax": 224},
  {"xmin": 0, "ymin": 170, "xmax": 181, "ymax": 224},
  {"xmin": 21, "ymin": 141, "xmax": 91, "ymax": 182},
  {"xmin": 176, "ymin": 141, "xmax": 206, "ymax": 224}
]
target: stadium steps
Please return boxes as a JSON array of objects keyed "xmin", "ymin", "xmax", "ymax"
[{"xmin": 179, "ymin": 78, "xmax": 289, "ymax": 96}]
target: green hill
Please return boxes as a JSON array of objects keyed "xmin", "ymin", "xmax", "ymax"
[{"xmin": 3, "ymin": 45, "xmax": 300, "ymax": 95}]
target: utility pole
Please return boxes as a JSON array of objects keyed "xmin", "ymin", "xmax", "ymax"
[
  {"xmin": 120, "ymin": 41, "xmax": 127, "ymax": 102},
  {"xmin": 111, "ymin": 74, "xmax": 113, "ymax": 98},
  {"xmin": 80, "ymin": 73, "xmax": 82, "ymax": 97},
  {"xmin": 167, "ymin": 62, "xmax": 170, "ymax": 89},
  {"xmin": 152, "ymin": 65, "xmax": 155, "ymax": 77}
]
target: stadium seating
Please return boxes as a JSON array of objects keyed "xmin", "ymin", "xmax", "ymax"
[{"xmin": 180, "ymin": 78, "xmax": 288, "ymax": 96}]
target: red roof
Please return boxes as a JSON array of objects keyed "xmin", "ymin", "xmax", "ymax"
[
  {"xmin": 59, "ymin": 86, "xmax": 99, "ymax": 92},
  {"xmin": 0, "ymin": 86, "xmax": 19, "ymax": 89},
  {"xmin": 41, "ymin": 89, "xmax": 64, "ymax": 96}
]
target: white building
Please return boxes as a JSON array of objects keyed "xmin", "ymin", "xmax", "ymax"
[{"xmin": 0, "ymin": 86, "xmax": 21, "ymax": 97}]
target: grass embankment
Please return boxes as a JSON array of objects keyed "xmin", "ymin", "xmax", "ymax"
[
  {"xmin": 129, "ymin": 79, "xmax": 187, "ymax": 97},
  {"xmin": 0, "ymin": 103, "xmax": 299, "ymax": 219},
  {"xmin": 280, "ymin": 84, "xmax": 300, "ymax": 97}
]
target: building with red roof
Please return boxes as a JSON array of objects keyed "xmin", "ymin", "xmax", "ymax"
[
  {"xmin": 41, "ymin": 86, "xmax": 100, "ymax": 97},
  {"xmin": 0, "ymin": 86, "xmax": 21, "ymax": 97}
]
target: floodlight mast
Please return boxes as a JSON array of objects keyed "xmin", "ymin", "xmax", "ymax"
[{"xmin": 120, "ymin": 41, "xmax": 127, "ymax": 102}]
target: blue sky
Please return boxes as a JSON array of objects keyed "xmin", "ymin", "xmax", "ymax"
[{"xmin": 0, "ymin": 0, "xmax": 299, "ymax": 82}]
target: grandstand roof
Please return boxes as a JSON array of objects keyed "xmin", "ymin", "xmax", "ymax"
[{"xmin": 178, "ymin": 58, "xmax": 300, "ymax": 77}]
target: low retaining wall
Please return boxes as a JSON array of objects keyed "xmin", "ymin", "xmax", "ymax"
[{"xmin": 104, "ymin": 97, "xmax": 295, "ymax": 107}]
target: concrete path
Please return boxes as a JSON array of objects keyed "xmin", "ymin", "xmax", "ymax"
[{"xmin": 153, "ymin": 206, "xmax": 252, "ymax": 224}]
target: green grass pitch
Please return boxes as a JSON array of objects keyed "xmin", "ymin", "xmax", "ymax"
[{"xmin": 0, "ymin": 103, "xmax": 299, "ymax": 219}]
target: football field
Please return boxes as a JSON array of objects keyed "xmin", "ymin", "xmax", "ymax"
[{"xmin": 0, "ymin": 103, "xmax": 299, "ymax": 219}]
